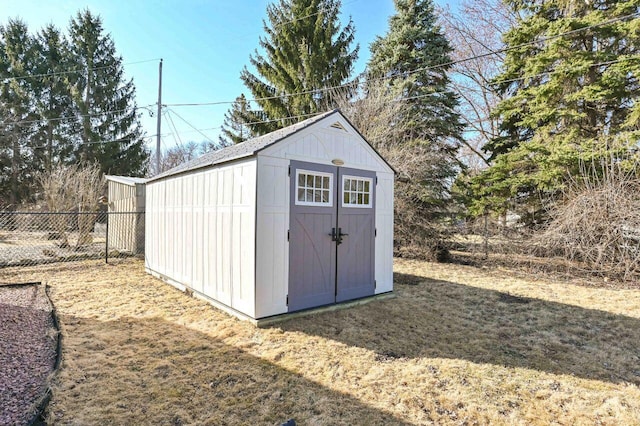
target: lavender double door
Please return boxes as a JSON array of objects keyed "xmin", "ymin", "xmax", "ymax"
[{"xmin": 288, "ymin": 160, "xmax": 376, "ymax": 312}]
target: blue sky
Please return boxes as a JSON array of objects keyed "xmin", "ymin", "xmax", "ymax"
[{"xmin": 3, "ymin": 0, "xmax": 456, "ymax": 152}]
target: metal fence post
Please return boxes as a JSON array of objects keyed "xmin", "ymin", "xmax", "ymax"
[{"xmin": 105, "ymin": 212, "xmax": 109, "ymax": 264}]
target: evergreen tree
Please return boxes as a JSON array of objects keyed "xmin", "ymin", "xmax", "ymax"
[
  {"xmin": 368, "ymin": 0, "xmax": 464, "ymax": 145},
  {"xmin": 32, "ymin": 24, "xmax": 75, "ymax": 173},
  {"xmin": 240, "ymin": 0, "xmax": 358, "ymax": 135},
  {"xmin": 219, "ymin": 94, "xmax": 252, "ymax": 145},
  {"xmin": 473, "ymin": 1, "xmax": 640, "ymax": 220},
  {"xmin": 0, "ymin": 19, "xmax": 37, "ymax": 206},
  {"xmin": 67, "ymin": 9, "xmax": 148, "ymax": 176},
  {"xmin": 365, "ymin": 0, "xmax": 464, "ymax": 256}
]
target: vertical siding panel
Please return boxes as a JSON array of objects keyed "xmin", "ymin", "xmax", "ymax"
[
  {"xmin": 107, "ymin": 179, "xmax": 144, "ymax": 253},
  {"xmin": 196, "ymin": 174, "xmax": 205, "ymax": 293},
  {"xmin": 255, "ymin": 157, "xmax": 289, "ymax": 318},
  {"xmin": 375, "ymin": 172, "xmax": 394, "ymax": 293},
  {"xmin": 231, "ymin": 164, "xmax": 256, "ymax": 317},
  {"xmin": 218, "ymin": 168, "xmax": 231, "ymax": 306},
  {"xmin": 202, "ymin": 171, "xmax": 212, "ymax": 296},
  {"xmin": 145, "ymin": 159, "xmax": 256, "ymax": 319}
]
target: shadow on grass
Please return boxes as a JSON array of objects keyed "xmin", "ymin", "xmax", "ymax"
[
  {"xmin": 50, "ymin": 313, "xmax": 410, "ymax": 425},
  {"xmin": 278, "ymin": 273, "xmax": 640, "ymax": 386}
]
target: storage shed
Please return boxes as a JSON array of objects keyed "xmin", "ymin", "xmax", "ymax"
[
  {"xmin": 105, "ymin": 175, "xmax": 147, "ymax": 255},
  {"xmin": 145, "ymin": 109, "xmax": 394, "ymax": 322}
]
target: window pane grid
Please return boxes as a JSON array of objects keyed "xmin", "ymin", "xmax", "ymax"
[
  {"xmin": 342, "ymin": 177, "xmax": 372, "ymax": 207},
  {"xmin": 296, "ymin": 171, "xmax": 332, "ymax": 206}
]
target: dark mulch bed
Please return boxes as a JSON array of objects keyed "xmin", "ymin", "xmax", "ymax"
[{"xmin": 0, "ymin": 282, "xmax": 58, "ymax": 425}]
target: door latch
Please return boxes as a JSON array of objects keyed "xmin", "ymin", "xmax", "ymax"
[
  {"xmin": 329, "ymin": 227, "xmax": 338, "ymax": 242},
  {"xmin": 336, "ymin": 227, "xmax": 348, "ymax": 245},
  {"xmin": 329, "ymin": 227, "xmax": 348, "ymax": 245}
]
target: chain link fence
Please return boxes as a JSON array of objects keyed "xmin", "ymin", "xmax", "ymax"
[{"xmin": 0, "ymin": 211, "xmax": 144, "ymax": 268}]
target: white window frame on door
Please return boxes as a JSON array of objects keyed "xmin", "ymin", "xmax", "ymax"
[
  {"xmin": 341, "ymin": 175, "xmax": 373, "ymax": 208},
  {"xmin": 295, "ymin": 169, "xmax": 334, "ymax": 207}
]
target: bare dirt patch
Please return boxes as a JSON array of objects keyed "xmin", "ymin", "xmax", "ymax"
[{"xmin": 1, "ymin": 258, "xmax": 639, "ymax": 425}]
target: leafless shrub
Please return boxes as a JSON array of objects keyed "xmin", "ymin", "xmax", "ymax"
[
  {"xmin": 332, "ymin": 81, "xmax": 455, "ymax": 261},
  {"xmin": 148, "ymin": 141, "xmax": 215, "ymax": 176},
  {"xmin": 533, "ymin": 158, "xmax": 640, "ymax": 280},
  {"xmin": 36, "ymin": 163, "xmax": 104, "ymax": 248}
]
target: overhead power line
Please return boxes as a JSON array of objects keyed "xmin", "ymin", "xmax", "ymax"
[
  {"xmin": 152, "ymin": 54, "xmax": 640, "ymax": 143},
  {"xmin": 166, "ymin": 108, "xmax": 219, "ymax": 146},
  {"xmin": 1, "ymin": 0, "xmax": 360, "ymax": 86},
  {"xmin": 0, "ymin": 103, "xmax": 157, "ymax": 127},
  {"xmin": 388, "ymin": 11, "xmax": 640, "ymax": 81},
  {"xmin": 164, "ymin": 11, "xmax": 640, "ymax": 108},
  {"xmin": 16, "ymin": 54, "xmax": 633, "ymax": 146},
  {"xmin": 1, "ymin": 58, "xmax": 161, "ymax": 84},
  {"xmin": 2, "ymin": 11, "xmax": 637, "ymax": 147},
  {"xmin": 26, "ymin": 133, "xmax": 155, "ymax": 152},
  {"xmin": 2, "ymin": 55, "xmax": 635, "ymax": 131},
  {"xmin": 164, "ymin": 109, "xmax": 184, "ymax": 149}
]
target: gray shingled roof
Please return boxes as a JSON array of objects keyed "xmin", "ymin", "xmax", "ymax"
[{"xmin": 149, "ymin": 109, "xmax": 340, "ymax": 182}]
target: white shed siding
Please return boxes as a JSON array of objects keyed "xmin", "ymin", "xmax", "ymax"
[
  {"xmin": 255, "ymin": 156, "xmax": 290, "ymax": 318},
  {"xmin": 375, "ymin": 172, "xmax": 394, "ymax": 293},
  {"xmin": 253, "ymin": 117, "xmax": 395, "ymax": 317},
  {"xmin": 146, "ymin": 110, "xmax": 394, "ymax": 322},
  {"xmin": 260, "ymin": 117, "xmax": 391, "ymax": 174},
  {"xmin": 145, "ymin": 159, "xmax": 257, "ymax": 318},
  {"xmin": 107, "ymin": 179, "xmax": 145, "ymax": 254}
]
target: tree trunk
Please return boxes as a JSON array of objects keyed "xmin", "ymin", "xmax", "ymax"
[
  {"xmin": 46, "ymin": 91, "xmax": 53, "ymax": 174},
  {"xmin": 10, "ymin": 132, "xmax": 20, "ymax": 207},
  {"xmin": 81, "ymin": 64, "xmax": 93, "ymax": 163}
]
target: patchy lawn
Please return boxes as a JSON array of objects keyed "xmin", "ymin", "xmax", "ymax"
[{"xmin": 1, "ymin": 258, "xmax": 639, "ymax": 425}]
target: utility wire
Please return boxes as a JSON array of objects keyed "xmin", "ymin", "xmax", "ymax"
[
  {"xmin": 1, "ymin": 58, "xmax": 161, "ymax": 84},
  {"xmin": 25, "ymin": 133, "xmax": 154, "ymax": 152},
  {"xmin": 382, "ymin": 11, "xmax": 640, "ymax": 81},
  {"xmin": 2, "ymin": 54, "xmax": 635, "ymax": 131},
  {"xmin": 166, "ymin": 108, "xmax": 219, "ymax": 146},
  {"xmin": 2, "ymin": 11, "xmax": 637, "ymax": 143},
  {"xmin": 145, "ymin": 112, "xmax": 328, "ymax": 141},
  {"xmin": 165, "ymin": 11, "xmax": 640, "ymax": 108},
  {"xmin": 151, "ymin": 55, "xmax": 640, "ymax": 142},
  {"xmin": 0, "ymin": 103, "xmax": 157, "ymax": 126},
  {"xmin": 164, "ymin": 109, "xmax": 184, "ymax": 149},
  {"xmin": 21, "ymin": 54, "xmax": 629, "ymax": 145},
  {"xmin": 1, "ymin": 0, "xmax": 358, "ymax": 85}
]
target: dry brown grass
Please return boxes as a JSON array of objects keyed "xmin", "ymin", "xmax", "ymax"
[{"xmin": 1, "ymin": 258, "xmax": 639, "ymax": 425}]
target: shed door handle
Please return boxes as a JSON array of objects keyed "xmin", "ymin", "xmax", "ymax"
[{"xmin": 336, "ymin": 227, "xmax": 348, "ymax": 245}]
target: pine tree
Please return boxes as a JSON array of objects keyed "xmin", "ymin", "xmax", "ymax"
[
  {"xmin": 32, "ymin": 24, "xmax": 75, "ymax": 173},
  {"xmin": 0, "ymin": 19, "xmax": 38, "ymax": 206},
  {"xmin": 219, "ymin": 94, "xmax": 252, "ymax": 145},
  {"xmin": 240, "ymin": 0, "xmax": 358, "ymax": 135},
  {"xmin": 473, "ymin": 1, "xmax": 640, "ymax": 220},
  {"xmin": 368, "ymin": 0, "xmax": 464, "ymax": 145},
  {"xmin": 67, "ymin": 9, "xmax": 148, "ymax": 176},
  {"xmin": 365, "ymin": 0, "xmax": 464, "ymax": 256}
]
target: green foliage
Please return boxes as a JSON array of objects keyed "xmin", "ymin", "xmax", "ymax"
[
  {"xmin": 368, "ymin": 0, "xmax": 464, "ymax": 145},
  {"xmin": 238, "ymin": 0, "xmax": 358, "ymax": 135},
  {"xmin": 474, "ymin": 0, "xmax": 640, "ymax": 221},
  {"xmin": 365, "ymin": 0, "xmax": 464, "ymax": 255},
  {"xmin": 67, "ymin": 10, "xmax": 148, "ymax": 176},
  {"xmin": 32, "ymin": 24, "xmax": 75, "ymax": 174},
  {"xmin": 0, "ymin": 19, "xmax": 38, "ymax": 206},
  {"xmin": 219, "ymin": 94, "xmax": 252, "ymax": 145},
  {"xmin": 0, "ymin": 10, "xmax": 148, "ymax": 206}
]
